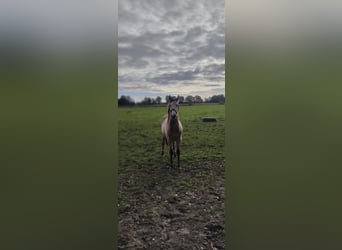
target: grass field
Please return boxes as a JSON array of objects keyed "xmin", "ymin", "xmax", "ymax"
[{"xmin": 118, "ymin": 103, "xmax": 225, "ymax": 249}]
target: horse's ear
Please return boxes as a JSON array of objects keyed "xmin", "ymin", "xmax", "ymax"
[{"xmin": 176, "ymin": 96, "xmax": 180, "ymax": 105}]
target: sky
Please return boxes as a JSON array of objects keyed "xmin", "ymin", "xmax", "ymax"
[{"xmin": 118, "ymin": 0, "xmax": 225, "ymax": 102}]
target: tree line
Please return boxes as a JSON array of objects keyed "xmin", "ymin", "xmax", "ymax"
[{"xmin": 118, "ymin": 94, "xmax": 225, "ymax": 106}]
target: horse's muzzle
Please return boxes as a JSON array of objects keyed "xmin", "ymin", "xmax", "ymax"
[{"xmin": 170, "ymin": 110, "xmax": 177, "ymax": 119}]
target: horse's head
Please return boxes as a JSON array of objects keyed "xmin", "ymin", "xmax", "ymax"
[{"xmin": 167, "ymin": 96, "xmax": 180, "ymax": 120}]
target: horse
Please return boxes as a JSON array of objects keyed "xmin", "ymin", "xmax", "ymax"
[{"xmin": 161, "ymin": 96, "xmax": 183, "ymax": 168}]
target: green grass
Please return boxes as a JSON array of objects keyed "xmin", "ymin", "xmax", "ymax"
[
  {"xmin": 118, "ymin": 103, "xmax": 225, "ymax": 248},
  {"xmin": 118, "ymin": 103, "xmax": 225, "ymax": 166}
]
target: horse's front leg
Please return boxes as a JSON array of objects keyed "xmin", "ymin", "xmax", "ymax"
[
  {"xmin": 172, "ymin": 141, "xmax": 176, "ymax": 158},
  {"xmin": 161, "ymin": 137, "xmax": 165, "ymax": 155},
  {"xmin": 169, "ymin": 146, "xmax": 173, "ymax": 167},
  {"xmin": 176, "ymin": 139, "xmax": 180, "ymax": 168}
]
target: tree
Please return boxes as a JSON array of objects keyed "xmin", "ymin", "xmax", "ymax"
[
  {"xmin": 140, "ymin": 97, "xmax": 152, "ymax": 105},
  {"xmin": 156, "ymin": 96, "xmax": 162, "ymax": 104},
  {"xmin": 165, "ymin": 95, "xmax": 177, "ymax": 103},
  {"xmin": 118, "ymin": 95, "xmax": 135, "ymax": 106},
  {"xmin": 185, "ymin": 95, "xmax": 194, "ymax": 103},
  {"xmin": 194, "ymin": 95, "xmax": 203, "ymax": 103},
  {"xmin": 209, "ymin": 94, "xmax": 225, "ymax": 103}
]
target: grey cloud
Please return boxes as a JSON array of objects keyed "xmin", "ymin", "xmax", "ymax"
[
  {"xmin": 204, "ymin": 84, "xmax": 222, "ymax": 87},
  {"xmin": 125, "ymin": 59, "xmax": 149, "ymax": 69},
  {"xmin": 119, "ymin": 43, "xmax": 166, "ymax": 59},
  {"xmin": 169, "ymin": 30, "xmax": 185, "ymax": 37},
  {"xmin": 184, "ymin": 26, "xmax": 207, "ymax": 42},
  {"xmin": 147, "ymin": 68, "xmax": 201, "ymax": 85},
  {"xmin": 118, "ymin": 0, "xmax": 225, "ymax": 98},
  {"xmin": 188, "ymin": 33, "xmax": 225, "ymax": 60},
  {"xmin": 118, "ymin": 29, "xmax": 186, "ymax": 65},
  {"xmin": 118, "ymin": 74, "xmax": 136, "ymax": 83},
  {"xmin": 211, "ymin": 88, "xmax": 225, "ymax": 92},
  {"xmin": 147, "ymin": 64, "xmax": 224, "ymax": 85},
  {"xmin": 164, "ymin": 10, "xmax": 184, "ymax": 21},
  {"xmin": 202, "ymin": 63, "xmax": 225, "ymax": 74}
]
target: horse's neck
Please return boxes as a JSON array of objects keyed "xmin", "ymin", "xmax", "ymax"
[{"xmin": 168, "ymin": 116, "xmax": 179, "ymax": 128}]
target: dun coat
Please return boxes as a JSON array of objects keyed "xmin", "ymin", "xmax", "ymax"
[{"xmin": 161, "ymin": 97, "xmax": 183, "ymax": 167}]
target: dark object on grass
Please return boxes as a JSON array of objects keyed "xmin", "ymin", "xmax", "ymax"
[{"xmin": 202, "ymin": 117, "xmax": 217, "ymax": 122}]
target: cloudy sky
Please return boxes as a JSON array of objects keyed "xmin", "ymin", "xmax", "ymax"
[{"xmin": 118, "ymin": 0, "xmax": 225, "ymax": 102}]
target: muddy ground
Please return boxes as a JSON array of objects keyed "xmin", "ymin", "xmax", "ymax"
[{"xmin": 118, "ymin": 158, "xmax": 225, "ymax": 249}]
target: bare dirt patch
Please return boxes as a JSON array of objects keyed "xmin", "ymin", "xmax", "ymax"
[{"xmin": 118, "ymin": 159, "xmax": 225, "ymax": 249}]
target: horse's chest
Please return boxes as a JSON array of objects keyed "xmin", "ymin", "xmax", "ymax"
[
  {"xmin": 168, "ymin": 132, "xmax": 178, "ymax": 140},
  {"xmin": 167, "ymin": 124, "xmax": 180, "ymax": 140}
]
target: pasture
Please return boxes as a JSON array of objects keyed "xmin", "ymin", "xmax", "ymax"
[{"xmin": 118, "ymin": 103, "xmax": 225, "ymax": 249}]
